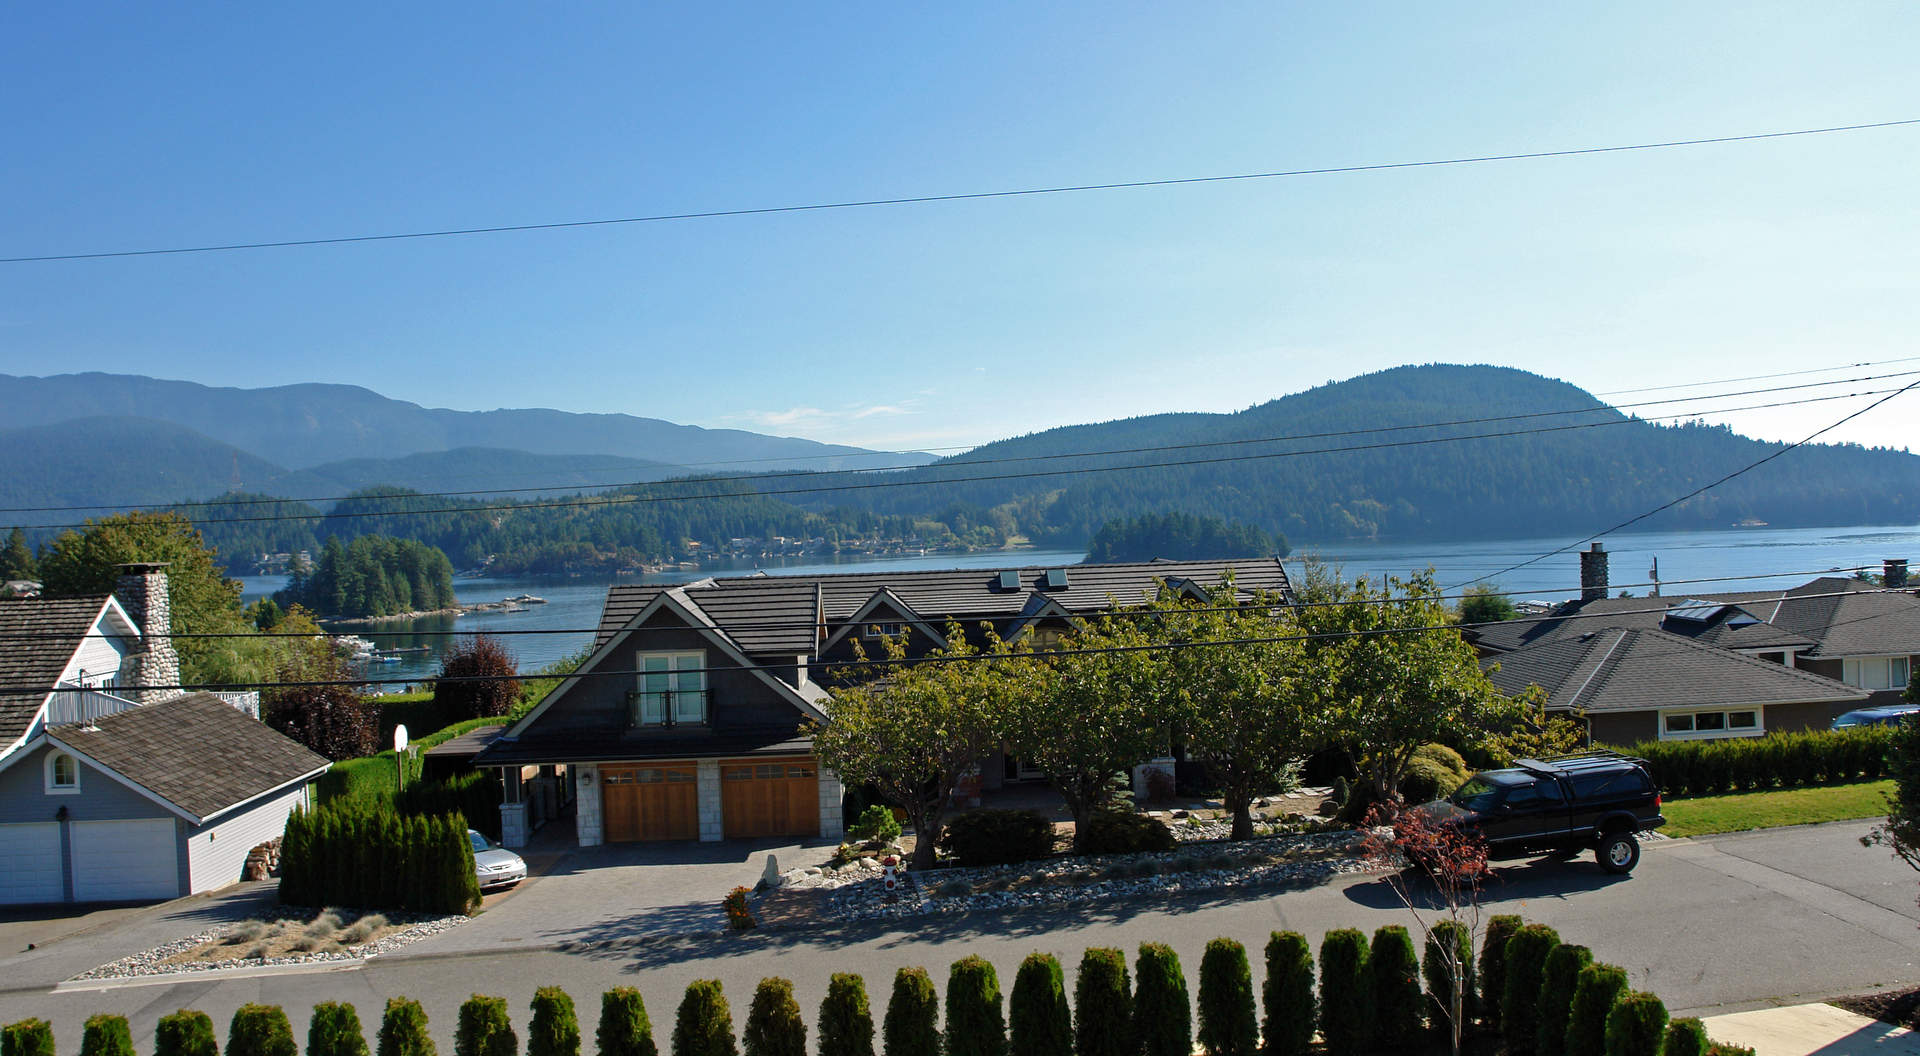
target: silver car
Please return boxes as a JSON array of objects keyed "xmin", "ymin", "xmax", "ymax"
[{"xmin": 469, "ymin": 829, "xmax": 527, "ymax": 890}]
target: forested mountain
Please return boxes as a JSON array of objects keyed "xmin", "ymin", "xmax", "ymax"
[
  {"xmin": 0, "ymin": 418, "xmax": 286, "ymax": 515},
  {"xmin": 0, "ymin": 372, "xmax": 932, "ymax": 471},
  {"xmin": 799, "ymin": 364, "xmax": 1920, "ymax": 544},
  {"xmin": 1084, "ymin": 513, "xmax": 1286, "ymax": 563}
]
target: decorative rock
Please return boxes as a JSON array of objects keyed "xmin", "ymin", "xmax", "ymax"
[
  {"xmin": 762, "ymin": 854, "xmax": 781, "ymax": 887},
  {"xmin": 1171, "ymin": 809, "xmax": 1189, "ymax": 819}
]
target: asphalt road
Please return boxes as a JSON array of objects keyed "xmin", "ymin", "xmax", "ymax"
[{"xmin": 3, "ymin": 822, "xmax": 1914, "ymax": 1050}]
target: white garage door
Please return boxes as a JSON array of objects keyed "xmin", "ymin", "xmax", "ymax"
[
  {"xmin": 0, "ymin": 823, "xmax": 64, "ymax": 905},
  {"xmin": 71, "ymin": 819, "xmax": 178, "ymax": 902}
]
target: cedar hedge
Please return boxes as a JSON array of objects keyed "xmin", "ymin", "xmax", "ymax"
[
  {"xmin": 1422, "ymin": 920, "xmax": 1475, "ymax": 1040},
  {"xmin": 454, "ymin": 996, "xmax": 516, "ymax": 1056},
  {"xmin": 2, "ymin": 1020, "xmax": 54, "ymax": 1056},
  {"xmin": 378, "ymin": 999, "xmax": 437, "ymax": 1056},
  {"xmin": 1565, "ymin": 964, "xmax": 1631, "ymax": 1056},
  {"xmin": 1133, "ymin": 943, "xmax": 1191, "ymax": 1056},
  {"xmin": 1664, "ymin": 1018, "xmax": 1710, "ymax": 1056},
  {"xmin": 818, "ymin": 975, "xmax": 874, "ymax": 1056},
  {"xmin": 672, "ymin": 981, "xmax": 737, "ymax": 1056},
  {"xmin": 1074, "ymin": 947, "xmax": 1132, "ymax": 1056},
  {"xmin": 1317, "ymin": 929, "xmax": 1371, "ymax": 1056},
  {"xmin": 81, "ymin": 1016, "xmax": 134, "ymax": 1056},
  {"xmin": 1478, "ymin": 915, "xmax": 1525, "ymax": 1030},
  {"xmin": 1368, "ymin": 926, "xmax": 1424, "ymax": 1051},
  {"xmin": 1604, "ymin": 992, "xmax": 1669, "ymax": 1056},
  {"xmin": 1198, "ymin": 938, "xmax": 1258, "ymax": 1056},
  {"xmin": 307, "ymin": 1004, "xmax": 369, "ymax": 1056},
  {"xmin": 1262, "ymin": 931, "xmax": 1316, "ymax": 1056},
  {"xmin": 940, "ymin": 809, "xmax": 1056, "ymax": 866},
  {"xmin": 883, "ymin": 968, "xmax": 939, "ymax": 1056},
  {"xmin": 529, "ymin": 989, "xmax": 581, "ymax": 1056},
  {"xmin": 1009, "ymin": 954, "xmax": 1070, "ymax": 1056},
  {"xmin": 597, "ymin": 990, "xmax": 657, "ymax": 1056},
  {"xmin": 1499, "ymin": 924, "xmax": 1562, "ymax": 1054},
  {"xmin": 943, "ymin": 957, "xmax": 1005, "ymax": 1056},
  {"xmin": 280, "ymin": 803, "xmax": 478, "ymax": 914},
  {"xmin": 228, "ymin": 1005, "xmax": 297, "ymax": 1056},
  {"xmin": 156, "ymin": 1011, "xmax": 219, "ymax": 1056},
  {"xmin": 744, "ymin": 978, "xmax": 806, "ymax": 1056},
  {"xmin": 1077, "ymin": 810, "xmax": 1176, "ymax": 855},
  {"xmin": 1536, "ymin": 945, "xmax": 1593, "ymax": 1056},
  {"xmin": 1617, "ymin": 726, "xmax": 1892, "ymax": 797}
]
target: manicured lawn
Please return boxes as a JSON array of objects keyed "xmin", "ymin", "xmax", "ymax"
[{"xmin": 1661, "ymin": 780, "xmax": 1894, "ymax": 837}]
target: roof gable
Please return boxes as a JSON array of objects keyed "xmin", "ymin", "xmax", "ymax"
[
  {"xmin": 1486, "ymin": 627, "xmax": 1867, "ymax": 713},
  {"xmin": 0, "ymin": 594, "xmax": 122, "ymax": 749},
  {"xmin": 819, "ymin": 587, "xmax": 950, "ymax": 654}
]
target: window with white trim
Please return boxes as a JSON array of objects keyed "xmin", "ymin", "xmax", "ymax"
[
  {"xmin": 1842, "ymin": 657, "xmax": 1912, "ymax": 692},
  {"xmin": 45, "ymin": 751, "xmax": 80, "ymax": 794},
  {"xmin": 630, "ymin": 652, "xmax": 707, "ymax": 726},
  {"xmin": 862, "ymin": 621, "xmax": 906, "ymax": 639},
  {"xmin": 1661, "ymin": 708, "xmax": 1763, "ymax": 740}
]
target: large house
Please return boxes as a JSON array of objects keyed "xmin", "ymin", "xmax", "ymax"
[
  {"xmin": 1471, "ymin": 545, "xmax": 1912, "ymax": 743},
  {"xmin": 0, "ymin": 565, "xmax": 329, "ymax": 905},
  {"xmin": 475, "ymin": 558, "xmax": 1294, "ymax": 849}
]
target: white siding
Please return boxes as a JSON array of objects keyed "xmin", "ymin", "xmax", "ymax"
[
  {"xmin": 0, "ymin": 822, "xmax": 63, "ymax": 904},
  {"xmin": 71, "ymin": 819, "xmax": 179, "ymax": 902},
  {"xmin": 187, "ymin": 783, "xmax": 308, "ymax": 894},
  {"xmin": 69, "ymin": 634, "xmax": 130, "ymax": 687}
]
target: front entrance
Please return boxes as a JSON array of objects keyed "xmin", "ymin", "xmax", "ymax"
[
  {"xmin": 602, "ymin": 764, "xmax": 699, "ymax": 841},
  {"xmin": 720, "ymin": 757, "xmax": 819, "ymax": 838}
]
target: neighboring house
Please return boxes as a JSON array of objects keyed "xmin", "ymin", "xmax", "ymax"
[
  {"xmin": 475, "ymin": 558, "xmax": 1293, "ymax": 849},
  {"xmin": 0, "ymin": 564, "xmax": 324, "ymax": 905},
  {"xmin": 1482, "ymin": 626, "xmax": 1867, "ymax": 745},
  {"xmin": 1470, "ymin": 545, "xmax": 1914, "ymax": 739}
]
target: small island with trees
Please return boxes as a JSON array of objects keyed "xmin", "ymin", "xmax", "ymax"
[{"xmin": 276, "ymin": 535, "xmax": 457, "ymax": 621}]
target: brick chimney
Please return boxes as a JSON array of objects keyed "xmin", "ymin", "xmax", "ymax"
[
  {"xmin": 114, "ymin": 563, "xmax": 181, "ymax": 703},
  {"xmin": 1886, "ymin": 559, "xmax": 1910, "ymax": 590},
  {"xmin": 1579, "ymin": 543, "xmax": 1610, "ymax": 603}
]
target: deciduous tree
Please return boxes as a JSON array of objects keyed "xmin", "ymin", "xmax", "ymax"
[{"xmin": 434, "ymin": 635, "xmax": 522, "ymax": 721}]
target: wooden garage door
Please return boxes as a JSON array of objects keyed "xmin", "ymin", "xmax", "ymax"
[
  {"xmin": 720, "ymin": 758, "xmax": 819, "ymax": 838},
  {"xmin": 601, "ymin": 764, "xmax": 699, "ymax": 842}
]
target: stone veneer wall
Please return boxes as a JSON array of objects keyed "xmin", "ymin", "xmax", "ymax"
[
  {"xmin": 114, "ymin": 566, "xmax": 182, "ymax": 704},
  {"xmin": 817, "ymin": 766, "xmax": 844, "ymax": 840},
  {"xmin": 500, "ymin": 801, "xmax": 530, "ymax": 849},
  {"xmin": 575, "ymin": 763, "xmax": 604, "ymax": 847},
  {"xmin": 697, "ymin": 759, "xmax": 723, "ymax": 842}
]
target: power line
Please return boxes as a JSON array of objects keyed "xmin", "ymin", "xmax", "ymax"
[
  {"xmin": 1446, "ymin": 379, "xmax": 1920, "ymax": 592},
  {"xmin": 1592, "ymin": 355, "xmax": 1920, "ymax": 397},
  {"xmin": 7, "ymin": 118, "xmax": 1917, "ymax": 265},
  {"xmin": 15, "ymin": 386, "xmax": 1901, "ymax": 532},
  {"xmin": 15, "ymin": 582, "xmax": 1909, "ymax": 696},
  {"xmin": 0, "ymin": 563, "xmax": 1882, "ymax": 643},
  {"xmin": 10, "ymin": 367, "xmax": 1912, "ymax": 516}
]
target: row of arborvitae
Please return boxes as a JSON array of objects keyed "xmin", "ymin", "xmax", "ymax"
[
  {"xmin": 0, "ymin": 923, "xmax": 1754, "ymax": 1056},
  {"xmin": 278, "ymin": 802, "xmax": 479, "ymax": 915},
  {"xmin": 1619, "ymin": 725, "xmax": 1892, "ymax": 798}
]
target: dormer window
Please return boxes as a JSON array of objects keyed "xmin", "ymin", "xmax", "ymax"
[
  {"xmin": 46, "ymin": 751, "xmax": 79, "ymax": 794},
  {"xmin": 862, "ymin": 622, "xmax": 906, "ymax": 639}
]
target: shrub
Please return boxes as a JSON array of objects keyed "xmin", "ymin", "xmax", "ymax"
[
  {"xmin": 1478, "ymin": 915, "xmax": 1524, "ymax": 1030},
  {"xmin": 308, "ymin": 1004, "xmax": 370, "ymax": 1056},
  {"xmin": 2, "ymin": 1021, "xmax": 53, "ymax": 1056},
  {"xmin": 1145, "ymin": 766, "xmax": 1176, "ymax": 803},
  {"xmin": 1663, "ymin": 1018, "xmax": 1709, "ymax": 1056},
  {"xmin": 1077, "ymin": 810, "xmax": 1176, "ymax": 855},
  {"xmin": 434, "ymin": 634, "xmax": 522, "ymax": 721},
  {"xmin": 1317, "ymin": 929, "xmax": 1371, "ymax": 1056},
  {"xmin": 228, "ymin": 1005, "xmax": 297, "ymax": 1056},
  {"xmin": 1565, "ymin": 964, "xmax": 1630, "ymax": 1056},
  {"xmin": 941, "ymin": 809, "xmax": 1056, "ymax": 865},
  {"xmin": 1603, "ymin": 993, "xmax": 1668, "ymax": 1056},
  {"xmin": 378, "ymin": 999, "xmax": 437, "ymax": 1056},
  {"xmin": 1132, "ymin": 943, "xmax": 1191, "ymax": 1056},
  {"xmin": 673, "ymin": 981, "xmax": 737, "ymax": 1056},
  {"xmin": 529, "ymin": 989, "xmax": 581, "ymax": 1056},
  {"xmin": 1368, "ymin": 926, "xmax": 1423, "ymax": 1050},
  {"xmin": 81, "ymin": 1016, "xmax": 134, "ymax": 1056},
  {"xmin": 1422, "ymin": 920, "xmax": 1475, "ymax": 1040},
  {"xmin": 744, "ymin": 978, "xmax": 806, "ymax": 1056},
  {"xmin": 1401, "ymin": 744, "xmax": 1471, "ymax": 803},
  {"xmin": 1261, "ymin": 931, "xmax": 1315, "ymax": 1056},
  {"xmin": 455, "ymin": 996, "xmax": 517, "ymax": 1056},
  {"xmin": 597, "ymin": 990, "xmax": 658, "ymax": 1056},
  {"xmin": 724, "ymin": 887, "xmax": 756, "ymax": 931},
  {"xmin": 1009, "ymin": 954, "xmax": 1070, "ymax": 1056},
  {"xmin": 1075, "ymin": 947, "xmax": 1133, "ymax": 1056},
  {"xmin": 1536, "ymin": 945, "xmax": 1593, "ymax": 1056},
  {"xmin": 1705, "ymin": 1044, "xmax": 1757, "ymax": 1056},
  {"xmin": 1199, "ymin": 938, "xmax": 1258, "ymax": 1056},
  {"xmin": 280, "ymin": 803, "xmax": 477, "ymax": 914},
  {"xmin": 155, "ymin": 1011, "xmax": 219, "ymax": 1056},
  {"xmin": 850, "ymin": 805, "xmax": 904, "ymax": 845},
  {"xmin": 883, "ymin": 968, "xmax": 939, "ymax": 1056},
  {"xmin": 819, "ymin": 974, "xmax": 875, "ymax": 1056},
  {"xmin": 1499, "ymin": 924, "xmax": 1561, "ymax": 1054},
  {"xmin": 944, "ymin": 957, "xmax": 1005, "ymax": 1056},
  {"xmin": 1618, "ymin": 727, "xmax": 1894, "ymax": 798}
]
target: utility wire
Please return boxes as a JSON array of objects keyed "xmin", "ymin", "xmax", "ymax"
[
  {"xmin": 1593, "ymin": 355, "xmax": 1920, "ymax": 396},
  {"xmin": 15, "ymin": 583, "xmax": 1908, "ymax": 695},
  {"xmin": 15, "ymin": 386, "xmax": 1900, "ymax": 532},
  {"xmin": 10, "ymin": 368, "xmax": 1912, "ymax": 516},
  {"xmin": 6, "ymin": 118, "xmax": 1917, "ymax": 265},
  {"xmin": 1446, "ymin": 379, "xmax": 1920, "ymax": 592}
]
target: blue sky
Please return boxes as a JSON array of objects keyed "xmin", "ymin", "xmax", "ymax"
[{"xmin": 4, "ymin": 4, "xmax": 1918, "ymax": 454}]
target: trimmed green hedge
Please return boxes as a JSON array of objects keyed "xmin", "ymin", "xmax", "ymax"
[
  {"xmin": 1537, "ymin": 945, "xmax": 1593, "ymax": 1056},
  {"xmin": 596, "ymin": 990, "xmax": 657, "ymax": 1056},
  {"xmin": 744, "ymin": 978, "xmax": 805, "ymax": 1056},
  {"xmin": 529, "ymin": 989, "xmax": 580, "ymax": 1056},
  {"xmin": 1615, "ymin": 727, "xmax": 1892, "ymax": 798},
  {"xmin": 80, "ymin": 1016, "xmax": 133, "ymax": 1056},
  {"xmin": 883, "ymin": 968, "xmax": 938, "ymax": 1056},
  {"xmin": 1317, "ymin": 929, "xmax": 1371, "ymax": 1056},
  {"xmin": 280, "ymin": 803, "xmax": 478, "ymax": 914},
  {"xmin": 1074, "ymin": 948, "xmax": 1132, "ymax": 1056},
  {"xmin": 817, "ymin": 975, "xmax": 873, "ymax": 1056},
  {"xmin": 1422, "ymin": 919, "xmax": 1475, "ymax": 1041},
  {"xmin": 942, "ymin": 958, "xmax": 1003, "ymax": 1056},
  {"xmin": 1500, "ymin": 924, "xmax": 1561, "ymax": 1056},
  {"xmin": 1133, "ymin": 943, "xmax": 1190, "ymax": 1056},
  {"xmin": 2, "ymin": 1020, "xmax": 53, "ymax": 1056},
  {"xmin": 939, "ymin": 809, "xmax": 1056, "ymax": 866},
  {"xmin": 155, "ymin": 1011, "xmax": 218, "ymax": 1056},
  {"xmin": 378, "ymin": 999, "xmax": 437, "ymax": 1056},
  {"xmin": 671, "ymin": 981, "xmax": 735, "ymax": 1056},
  {"xmin": 1478, "ymin": 915, "xmax": 1525, "ymax": 1031},
  {"xmin": 1369, "ymin": 926, "xmax": 1423, "ymax": 1051},
  {"xmin": 455, "ymin": 997, "xmax": 516, "ymax": 1056},
  {"xmin": 229, "ymin": 1005, "xmax": 297, "ymax": 1056},
  {"xmin": 1197, "ymin": 938, "xmax": 1257, "ymax": 1056},
  {"xmin": 1009, "ymin": 954, "xmax": 1070, "ymax": 1056},
  {"xmin": 1262, "ymin": 931, "xmax": 1316, "ymax": 1056},
  {"xmin": 308, "ymin": 1003, "xmax": 369, "ymax": 1056}
]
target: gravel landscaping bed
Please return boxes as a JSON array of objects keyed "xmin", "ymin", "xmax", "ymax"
[
  {"xmin": 789, "ymin": 829, "xmax": 1374, "ymax": 923},
  {"xmin": 68, "ymin": 909, "xmax": 471, "ymax": 982}
]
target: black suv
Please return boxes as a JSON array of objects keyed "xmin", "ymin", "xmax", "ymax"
[{"xmin": 1433, "ymin": 752, "xmax": 1666, "ymax": 874}]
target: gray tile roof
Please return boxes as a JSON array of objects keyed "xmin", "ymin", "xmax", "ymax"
[
  {"xmin": 594, "ymin": 558, "xmax": 1292, "ymax": 656},
  {"xmin": 1745, "ymin": 578, "xmax": 1920, "ymax": 658},
  {"xmin": 0, "ymin": 595, "xmax": 112, "ymax": 744},
  {"xmin": 476, "ymin": 729, "xmax": 812, "ymax": 767},
  {"xmin": 1484, "ymin": 627, "xmax": 1867, "ymax": 713},
  {"xmin": 1470, "ymin": 595, "xmax": 1819, "ymax": 655},
  {"xmin": 50, "ymin": 692, "xmax": 330, "ymax": 822}
]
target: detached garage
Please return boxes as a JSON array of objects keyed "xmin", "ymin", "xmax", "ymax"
[{"xmin": 0, "ymin": 693, "xmax": 329, "ymax": 906}]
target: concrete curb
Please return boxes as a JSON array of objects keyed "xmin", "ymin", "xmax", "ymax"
[{"xmin": 53, "ymin": 957, "xmax": 369, "ymax": 992}]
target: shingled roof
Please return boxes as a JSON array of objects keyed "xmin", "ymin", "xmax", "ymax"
[
  {"xmin": 0, "ymin": 595, "xmax": 115, "ymax": 745},
  {"xmin": 48, "ymin": 692, "xmax": 329, "ymax": 823},
  {"xmin": 594, "ymin": 558, "xmax": 1292, "ymax": 655},
  {"xmin": 1471, "ymin": 595, "xmax": 1820, "ymax": 655},
  {"xmin": 1484, "ymin": 627, "xmax": 1866, "ymax": 714}
]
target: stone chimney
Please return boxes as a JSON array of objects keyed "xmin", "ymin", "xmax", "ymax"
[
  {"xmin": 1579, "ymin": 543, "xmax": 1610, "ymax": 603},
  {"xmin": 115, "ymin": 563, "xmax": 181, "ymax": 704},
  {"xmin": 1886, "ymin": 559, "xmax": 1910, "ymax": 590}
]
